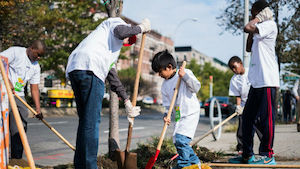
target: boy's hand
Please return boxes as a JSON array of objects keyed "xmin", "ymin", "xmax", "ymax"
[
  {"xmin": 178, "ymin": 66, "xmax": 185, "ymax": 78},
  {"xmin": 235, "ymin": 105, "xmax": 244, "ymax": 115},
  {"xmin": 163, "ymin": 116, "xmax": 171, "ymax": 125}
]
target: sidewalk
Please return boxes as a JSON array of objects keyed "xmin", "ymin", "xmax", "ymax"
[{"xmin": 198, "ymin": 124, "xmax": 300, "ymax": 167}]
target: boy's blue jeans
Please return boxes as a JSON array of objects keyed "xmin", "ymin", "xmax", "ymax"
[
  {"xmin": 175, "ymin": 133, "xmax": 200, "ymax": 168},
  {"xmin": 69, "ymin": 70, "xmax": 104, "ymax": 169}
]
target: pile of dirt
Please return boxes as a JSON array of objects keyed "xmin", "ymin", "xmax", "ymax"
[
  {"xmin": 11, "ymin": 137, "xmax": 224, "ymax": 169},
  {"xmin": 133, "ymin": 136, "xmax": 224, "ymax": 168},
  {"xmin": 9, "ymin": 159, "xmax": 30, "ymax": 167},
  {"xmin": 97, "ymin": 155, "xmax": 118, "ymax": 169}
]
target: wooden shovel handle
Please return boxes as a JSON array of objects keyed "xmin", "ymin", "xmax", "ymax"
[
  {"xmin": 125, "ymin": 33, "xmax": 147, "ymax": 152},
  {"xmin": 0, "ymin": 59, "xmax": 36, "ymax": 168},
  {"xmin": 14, "ymin": 94, "xmax": 76, "ymax": 151},
  {"xmin": 156, "ymin": 61, "xmax": 186, "ymax": 151},
  {"xmin": 190, "ymin": 112, "xmax": 238, "ymax": 146}
]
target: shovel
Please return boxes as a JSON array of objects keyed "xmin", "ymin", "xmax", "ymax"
[
  {"xmin": 0, "ymin": 58, "xmax": 36, "ymax": 168},
  {"xmin": 145, "ymin": 61, "xmax": 186, "ymax": 169},
  {"xmin": 115, "ymin": 33, "xmax": 147, "ymax": 169},
  {"xmin": 14, "ymin": 93, "xmax": 76, "ymax": 151}
]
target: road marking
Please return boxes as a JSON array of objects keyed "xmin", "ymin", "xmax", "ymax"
[
  {"xmin": 104, "ymin": 127, "xmax": 145, "ymax": 133},
  {"xmin": 34, "ymin": 153, "xmax": 64, "ymax": 160},
  {"xmin": 28, "ymin": 121, "xmax": 68, "ymax": 126}
]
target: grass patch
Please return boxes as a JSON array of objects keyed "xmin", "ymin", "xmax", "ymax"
[{"xmin": 223, "ymin": 122, "xmax": 238, "ymax": 133}]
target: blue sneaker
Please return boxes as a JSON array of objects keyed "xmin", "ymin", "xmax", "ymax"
[
  {"xmin": 250, "ymin": 156, "xmax": 276, "ymax": 165},
  {"xmin": 228, "ymin": 155, "xmax": 256, "ymax": 164}
]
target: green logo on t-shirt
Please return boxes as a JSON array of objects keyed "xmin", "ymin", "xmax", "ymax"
[
  {"xmin": 175, "ymin": 106, "xmax": 181, "ymax": 122},
  {"xmin": 14, "ymin": 78, "xmax": 25, "ymax": 92}
]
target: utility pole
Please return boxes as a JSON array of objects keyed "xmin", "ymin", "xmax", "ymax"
[
  {"xmin": 243, "ymin": 0, "xmax": 250, "ymax": 70},
  {"xmin": 209, "ymin": 75, "xmax": 213, "ymax": 98}
]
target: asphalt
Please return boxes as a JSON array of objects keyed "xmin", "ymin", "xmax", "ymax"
[
  {"xmin": 29, "ymin": 107, "xmax": 300, "ymax": 168},
  {"xmin": 198, "ymin": 123, "xmax": 300, "ymax": 168}
]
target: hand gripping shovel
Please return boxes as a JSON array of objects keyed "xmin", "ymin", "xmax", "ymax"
[
  {"xmin": 115, "ymin": 33, "xmax": 147, "ymax": 169},
  {"xmin": 145, "ymin": 61, "xmax": 186, "ymax": 169},
  {"xmin": 14, "ymin": 93, "xmax": 76, "ymax": 151},
  {"xmin": 0, "ymin": 58, "xmax": 36, "ymax": 168}
]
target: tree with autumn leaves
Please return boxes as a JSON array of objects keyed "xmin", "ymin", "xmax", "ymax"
[{"xmin": 217, "ymin": 0, "xmax": 300, "ymax": 74}]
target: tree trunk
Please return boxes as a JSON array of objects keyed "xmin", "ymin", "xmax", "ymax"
[
  {"xmin": 106, "ymin": 0, "xmax": 123, "ymax": 160},
  {"xmin": 108, "ymin": 89, "xmax": 120, "ymax": 160}
]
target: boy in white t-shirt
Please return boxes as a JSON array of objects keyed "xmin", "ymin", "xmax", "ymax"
[
  {"xmin": 151, "ymin": 50, "xmax": 201, "ymax": 169},
  {"xmin": 228, "ymin": 56, "xmax": 262, "ymax": 155},
  {"xmin": 230, "ymin": 0, "xmax": 279, "ymax": 165},
  {"xmin": 292, "ymin": 79, "xmax": 300, "ymax": 132},
  {"xmin": 0, "ymin": 40, "xmax": 45, "ymax": 159}
]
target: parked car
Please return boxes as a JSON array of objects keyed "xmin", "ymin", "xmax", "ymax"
[
  {"xmin": 142, "ymin": 96, "xmax": 154, "ymax": 104},
  {"xmin": 203, "ymin": 96, "xmax": 235, "ymax": 117}
]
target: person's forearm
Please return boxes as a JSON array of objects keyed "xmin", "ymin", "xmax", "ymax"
[
  {"xmin": 182, "ymin": 73, "xmax": 201, "ymax": 93},
  {"xmin": 107, "ymin": 68, "xmax": 128, "ymax": 101},
  {"xmin": 246, "ymin": 33, "xmax": 253, "ymax": 52},
  {"xmin": 113, "ymin": 25, "xmax": 141, "ymax": 40},
  {"xmin": 244, "ymin": 18, "xmax": 260, "ymax": 33},
  {"xmin": 31, "ymin": 84, "xmax": 41, "ymax": 113},
  {"xmin": 236, "ymin": 97, "xmax": 241, "ymax": 106}
]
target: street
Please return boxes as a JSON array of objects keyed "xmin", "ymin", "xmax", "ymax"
[{"xmin": 26, "ymin": 110, "xmax": 214, "ymax": 166}]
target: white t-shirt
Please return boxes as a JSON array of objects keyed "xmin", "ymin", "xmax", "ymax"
[
  {"xmin": 0, "ymin": 47, "xmax": 41, "ymax": 96},
  {"xmin": 229, "ymin": 73, "xmax": 250, "ymax": 107},
  {"xmin": 66, "ymin": 17, "xmax": 129, "ymax": 82},
  {"xmin": 161, "ymin": 69, "xmax": 200, "ymax": 139},
  {"xmin": 248, "ymin": 20, "xmax": 279, "ymax": 88},
  {"xmin": 292, "ymin": 79, "xmax": 299, "ymax": 97}
]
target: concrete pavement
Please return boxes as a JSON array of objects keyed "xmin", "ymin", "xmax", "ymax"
[{"xmin": 197, "ymin": 123, "xmax": 300, "ymax": 167}]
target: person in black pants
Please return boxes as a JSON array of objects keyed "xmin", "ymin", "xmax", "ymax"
[{"xmin": 283, "ymin": 90, "xmax": 292, "ymax": 123}]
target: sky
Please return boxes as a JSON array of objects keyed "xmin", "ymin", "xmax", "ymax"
[{"xmin": 123, "ymin": 0, "xmax": 243, "ymax": 64}]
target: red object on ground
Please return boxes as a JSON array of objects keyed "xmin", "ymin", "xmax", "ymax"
[{"xmin": 145, "ymin": 149, "xmax": 160, "ymax": 169}]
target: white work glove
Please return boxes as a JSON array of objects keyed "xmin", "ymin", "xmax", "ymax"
[
  {"xmin": 256, "ymin": 7, "xmax": 273, "ymax": 22},
  {"xmin": 125, "ymin": 99, "xmax": 141, "ymax": 125},
  {"xmin": 138, "ymin": 18, "xmax": 151, "ymax": 33},
  {"xmin": 235, "ymin": 105, "xmax": 244, "ymax": 115}
]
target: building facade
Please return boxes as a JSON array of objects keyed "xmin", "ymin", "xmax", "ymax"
[{"xmin": 175, "ymin": 46, "xmax": 228, "ymax": 71}]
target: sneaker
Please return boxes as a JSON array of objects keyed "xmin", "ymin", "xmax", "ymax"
[
  {"xmin": 250, "ymin": 156, "xmax": 276, "ymax": 165},
  {"xmin": 228, "ymin": 155, "xmax": 255, "ymax": 164},
  {"xmin": 182, "ymin": 164, "xmax": 200, "ymax": 169}
]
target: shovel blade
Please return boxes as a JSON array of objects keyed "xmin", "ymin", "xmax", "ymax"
[
  {"xmin": 124, "ymin": 151, "xmax": 137, "ymax": 169},
  {"xmin": 115, "ymin": 149, "xmax": 125, "ymax": 169},
  {"xmin": 145, "ymin": 149, "xmax": 160, "ymax": 169}
]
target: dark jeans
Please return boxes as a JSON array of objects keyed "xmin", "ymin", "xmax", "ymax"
[
  {"xmin": 242, "ymin": 87, "xmax": 276, "ymax": 158},
  {"xmin": 9, "ymin": 96, "xmax": 28, "ymax": 159},
  {"xmin": 69, "ymin": 70, "xmax": 104, "ymax": 169}
]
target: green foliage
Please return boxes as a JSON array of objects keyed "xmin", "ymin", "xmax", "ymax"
[
  {"xmin": 0, "ymin": 0, "xmax": 107, "ymax": 80},
  {"xmin": 217, "ymin": 0, "xmax": 300, "ymax": 74},
  {"xmin": 187, "ymin": 59, "xmax": 233, "ymax": 102},
  {"xmin": 118, "ymin": 67, "xmax": 153, "ymax": 99}
]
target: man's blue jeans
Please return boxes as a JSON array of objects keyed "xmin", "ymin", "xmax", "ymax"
[
  {"xmin": 174, "ymin": 133, "xmax": 200, "ymax": 168},
  {"xmin": 69, "ymin": 70, "xmax": 104, "ymax": 169}
]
